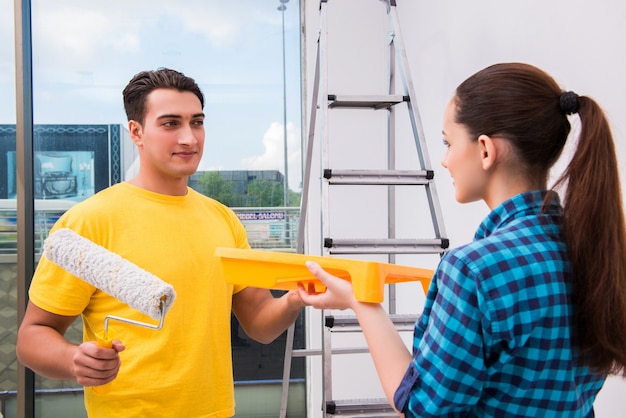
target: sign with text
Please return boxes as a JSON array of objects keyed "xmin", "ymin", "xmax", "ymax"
[{"xmin": 237, "ymin": 211, "xmax": 286, "ymax": 221}]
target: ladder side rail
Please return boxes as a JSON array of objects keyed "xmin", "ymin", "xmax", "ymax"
[
  {"xmin": 386, "ymin": 21, "xmax": 398, "ymax": 314},
  {"xmin": 296, "ymin": 35, "xmax": 322, "ymax": 254},
  {"xmin": 323, "ymin": 315, "xmax": 333, "ymax": 416},
  {"xmin": 319, "ymin": 2, "xmax": 333, "ymax": 416},
  {"xmin": 387, "ymin": 6, "xmax": 430, "ymax": 171},
  {"xmin": 424, "ymin": 183, "xmax": 449, "ymax": 243},
  {"xmin": 279, "ymin": 322, "xmax": 296, "ymax": 418},
  {"xmin": 320, "ymin": 0, "xmax": 331, "ymax": 257},
  {"xmin": 388, "ymin": 5, "xmax": 449, "ymax": 241}
]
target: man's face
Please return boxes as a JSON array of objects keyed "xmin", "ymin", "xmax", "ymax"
[{"xmin": 129, "ymin": 88, "xmax": 205, "ymax": 183}]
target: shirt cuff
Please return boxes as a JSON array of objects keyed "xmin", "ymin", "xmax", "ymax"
[{"xmin": 394, "ymin": 361, "xmax": 419, "ymax": 412}]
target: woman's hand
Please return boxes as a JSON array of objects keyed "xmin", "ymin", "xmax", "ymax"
[{"xmin": 297, "ymin": 261, "xmax": 358, "ymax": 311}]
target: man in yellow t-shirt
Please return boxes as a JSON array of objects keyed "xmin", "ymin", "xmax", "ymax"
[{"xmin": 16, "ymin": 68, "xmax": 305, "ymax": 417}]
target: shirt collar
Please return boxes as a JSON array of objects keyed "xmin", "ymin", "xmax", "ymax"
[{"xmin": 474, "ymin": 190, "xmax": 562, "ymax": 240}]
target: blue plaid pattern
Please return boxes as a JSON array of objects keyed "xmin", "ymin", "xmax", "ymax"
[{"xmin": 394, "ymin": 191, "xmax": 605, "ymax": 417}]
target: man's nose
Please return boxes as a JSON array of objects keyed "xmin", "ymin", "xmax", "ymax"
[{"xmin": 179, "ymin": 125, "xmax": 199, "ymax": 145}]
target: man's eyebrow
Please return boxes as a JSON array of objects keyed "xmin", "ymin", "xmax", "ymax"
[
  {"xmin": 156, "ymin": 114, "xmax": 181, "ymax": 120},
  {"xmin": 156, "ymin": 113, "xmax": 205, "ymax": 119}
]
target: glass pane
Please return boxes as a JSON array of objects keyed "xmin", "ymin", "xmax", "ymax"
[
  {"xmin": 18, "ymin": 0, "xmax": 304, "ymax": 416},
  {"xmin": 0, "ymin": 0, "xmax": 17, "ymax": 416}
]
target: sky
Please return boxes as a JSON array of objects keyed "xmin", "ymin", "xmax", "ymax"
[{"xmin": 1, "ymin": 0, "xmax": 303, "ymax": 191}]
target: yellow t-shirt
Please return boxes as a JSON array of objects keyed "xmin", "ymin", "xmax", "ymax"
[{"xmin": 29, "ymin": 183, "xmax": 248, "ymax": 417}]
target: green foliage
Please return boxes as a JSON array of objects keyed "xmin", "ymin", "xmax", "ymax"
[
  {"xmin": 288, "ymin": 188, "xmax": 301, "ymax": 207},
  {"xmin": 197, "ymin": 172, "xmax": 301, "ymax": 207},
  {"xmin": 198, "ymin": 171, "xmax": 243, "ymax": 206},
  {"xmin": 245, "ymin": 179, "xmax": 283, "ymax": 207}
]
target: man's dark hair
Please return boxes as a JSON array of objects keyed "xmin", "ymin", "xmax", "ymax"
[{"xmin": 122, "ymin": 67, "xmax": 205, "ymax": 125}]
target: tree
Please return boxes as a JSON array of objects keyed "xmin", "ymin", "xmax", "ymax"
[
  {"xmin": 197, "ymin": 171, "xmax": 301, "ymax": 207},
  {"xmin": 288, "ymin": 188, "xmax": 301, "ymax": 207},
  {"xmin": 198, "ymin": 171, "xmax": 243, "ymax": 206},
  {"xmin": 245, "ymin": 179, "xmax": 284, "ymax": 207}
]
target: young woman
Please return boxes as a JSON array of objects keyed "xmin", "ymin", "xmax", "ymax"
[{"xmin": 298, "ymin": 62, "xmax": 626, "ymax": 417}]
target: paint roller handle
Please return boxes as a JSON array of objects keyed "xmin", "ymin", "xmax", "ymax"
[
  {"xmin": 95, "ymin": 331, "xmax": 113, "ymax": 348},
  {"xmin": 91, "ymin": 329, "xmax": 116, "ymax": 394}
]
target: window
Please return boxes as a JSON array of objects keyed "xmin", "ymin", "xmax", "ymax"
[{"xmin": 3, "ymin": 1, "xmax": 303, "ymax": 416}]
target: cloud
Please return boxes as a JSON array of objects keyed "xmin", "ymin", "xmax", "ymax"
[
  {"xmin": 3, "ymin": 0, "xmax": 303, "ymax": 183},
  {"xmin": 240, "ymin": 122, "xmax": 302, "ymax": 191},
  {"xmin": 30, "ymin": 0, "xmax": 281, "ymax": 68}
]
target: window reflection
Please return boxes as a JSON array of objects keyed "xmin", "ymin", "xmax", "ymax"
[{"xmin": 2, "ymin": 0, "xmax": 303, "ymax": 416}]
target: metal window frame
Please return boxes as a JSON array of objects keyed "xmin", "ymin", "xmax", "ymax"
[{"xmin": 14, "ymin": 0, "xmax": 36, "ymax": 417}]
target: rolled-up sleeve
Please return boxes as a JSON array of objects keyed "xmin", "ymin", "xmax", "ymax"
[{"xmin": 394, "ymin": 361, "xmax": 420, "ymax": 411}]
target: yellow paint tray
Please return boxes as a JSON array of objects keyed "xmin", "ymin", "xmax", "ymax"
[{"xmin": 215, "ymin": 247, "xmax": 434, "ymax": 303}]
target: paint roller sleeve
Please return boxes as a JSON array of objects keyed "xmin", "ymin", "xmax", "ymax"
[{"xmin": 42, "ymin": 228, "xmax": 176, "ymax": 320}]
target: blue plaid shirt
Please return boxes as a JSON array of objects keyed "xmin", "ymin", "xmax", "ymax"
[{"xmin": 394, "ymin": 191, "xmax": 605, "ymax": 417}]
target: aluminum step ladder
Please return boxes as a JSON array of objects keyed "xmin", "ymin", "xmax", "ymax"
[{"xmin": 280, "ymin": 1, "xmax": 448, "ymax": 416}]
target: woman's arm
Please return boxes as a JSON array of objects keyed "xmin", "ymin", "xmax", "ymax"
[{"xmin": 298, "ymin": 261, "xmax": 413, "ymax": 410}]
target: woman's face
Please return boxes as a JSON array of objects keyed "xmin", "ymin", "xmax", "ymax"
[{"xmin": 440, "ymin": 98, "xmax": 487, "ymax": 204}]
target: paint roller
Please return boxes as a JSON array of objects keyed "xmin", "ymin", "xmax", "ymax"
[{"xmin": 42, "ymin": 228, "xmax": 176, "ymax": 392}]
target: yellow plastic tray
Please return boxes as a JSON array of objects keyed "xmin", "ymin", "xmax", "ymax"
[{"xmin": 215, "ymin": 247, "xmax": 433, "ymax": 303}]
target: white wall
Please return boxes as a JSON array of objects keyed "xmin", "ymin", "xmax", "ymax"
[{"xmin": 301, "ymin": 0, "xmax": 626, "ymax": 417}]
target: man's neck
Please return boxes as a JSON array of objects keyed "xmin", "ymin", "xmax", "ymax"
[{"xmin": 127, "ymin": 175, "xmax": 189, "ymax": 196}]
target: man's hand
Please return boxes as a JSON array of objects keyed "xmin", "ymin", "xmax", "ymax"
[{"xmin": 71, "ymin": 340, "xmax": 125, "ymax": 387}]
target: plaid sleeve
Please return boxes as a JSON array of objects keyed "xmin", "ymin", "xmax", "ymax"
[{"xmin": 397, "ymin": 249, "xmax": 489, "ymax": 417}]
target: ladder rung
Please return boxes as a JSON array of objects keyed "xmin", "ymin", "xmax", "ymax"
[
  {"xmin": 326, "ymin": 398, "xmax": 396, "ymax": 416},
  {"xmin": 324, "ymin": 238, "xmax": 449, "ymax": 255},
  {"xmin": 325, "ymin": 314, "xmax": 418, "ymax": 332},
  {"xmin": 324, "ymin": 169, "xmax": 433, "ymax": 185},
  {"xmin": 328, "ymin": 94, "xmax": 408, "ymax": 109},
  {"xmin": 292, "ymin": 347, "xmax": 371, "ymax": 357}
]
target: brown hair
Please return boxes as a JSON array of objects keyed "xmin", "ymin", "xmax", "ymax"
[
  {"xmin": 122, "ymin": 67, "xmax": 205, "ymax": 125},
  {"xmin": 455, "ymin": 62, "xmax": 626, "ymax": 375}
]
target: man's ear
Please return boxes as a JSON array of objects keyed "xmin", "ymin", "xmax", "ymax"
[
  {"xmin": 477, "ymin": 134, "xmax": 497, "ymax": 171},
  {"xmin": 128, "ymin": 120, "xmax": 143, "ymax": 147}
]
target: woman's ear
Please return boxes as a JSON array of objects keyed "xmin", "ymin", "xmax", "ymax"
[
  {"xmin": 128, "ymin": 120, "xmax": 143, "ymax": 148},
  {"xmin": 477, "ymin": 134, "xmax": 497, "ymax": 171}
]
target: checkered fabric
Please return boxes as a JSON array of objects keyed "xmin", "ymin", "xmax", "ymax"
[{"xmin": 394, "ymin": 191, "xmax": 605, "ymax": 417}]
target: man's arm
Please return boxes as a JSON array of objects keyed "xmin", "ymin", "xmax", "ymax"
[
  {"xmin": 16, "ymin": 301, "xmax": 125, "ymax": 386},
  {"xmin": 232, "ymin": 287, "xmax": 304, "ymax": 344}
]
